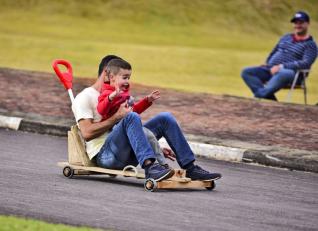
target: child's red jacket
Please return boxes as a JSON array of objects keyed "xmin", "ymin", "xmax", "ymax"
[{"xmin": 97, "ymin": 83, "xmax": 152, "ymax": 120}]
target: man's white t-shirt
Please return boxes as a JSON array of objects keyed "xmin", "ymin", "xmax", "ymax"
[{"xmin": 72, "ymin": 87, "xmax": 108, "ymax": 159}]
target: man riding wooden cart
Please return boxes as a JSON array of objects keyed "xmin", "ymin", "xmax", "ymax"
[{"xmin": 52, "ymin": 57, "xmax": 221, "ymax": 192}]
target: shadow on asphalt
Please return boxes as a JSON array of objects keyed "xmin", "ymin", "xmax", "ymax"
[
  {"xmin": 58, "ymin": 175, "xmax": 144, "ymax": 187},
  {"xmin": 57, "ymin": 175, "xmax": 222, "ymax": 193}
]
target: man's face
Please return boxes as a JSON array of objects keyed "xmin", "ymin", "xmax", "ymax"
[
  {"xmin": 293, "ymin": 20, "xmax": 309, "ymax": 35},
  {"xmin": 110, "ymin": 68, "xmax": 132, "ymax": 89}
]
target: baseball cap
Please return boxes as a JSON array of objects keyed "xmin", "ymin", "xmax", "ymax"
[{"xmin": 290, "ymin": 11, "xmax": 310, "ymax": 23}]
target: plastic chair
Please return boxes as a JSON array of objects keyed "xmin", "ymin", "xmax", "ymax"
[{"xmin": 285, "ymin": 69, "xmax": 310, "ymax": 104}]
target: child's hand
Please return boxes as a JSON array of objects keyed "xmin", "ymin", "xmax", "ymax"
[
  {"xmin": 115, "ymin": 86, "xmax": 122, "ymax": 96},
  {"xmin": 109, "ymin": 86, "xmax": 123, "ymax": 101},
  {"xmin": 147, "ymin": 90, "xmax": 160, "ymax": 103},
  {"xmin": 162, "ymin": 147, "xmax": 176, "ymax": 161}
]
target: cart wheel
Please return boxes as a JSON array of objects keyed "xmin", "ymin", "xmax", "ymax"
[
  {"xmin": 206, "ymin": 181, "xmax": 215, "ymax": 191},
  {"xmin": 144, "ymin": 178, "xmax": 157, "ymax": 192},
  {"xmin": 63, "ymin": 166, "xmax": 74, "ymax": 178}
]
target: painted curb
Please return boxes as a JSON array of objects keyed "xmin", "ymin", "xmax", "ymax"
[
  {"xmin": 159, "ymin": 139, "xmax": 245, "ymax": 162},
  {"xmin": 0, "ymin": 114, "xmax": 245, "ymax": 163},
  {"xmin": 0, "ymin": 115, "xmax": 22, "ymax": 130},
  {"xmin": 1, "ymin": 114, "xmax": 318, "ymax": 172}
]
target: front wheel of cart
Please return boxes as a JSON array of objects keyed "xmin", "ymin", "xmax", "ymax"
[{"xmin": 206, "ymin": 181, "xmax": 215, "ymax": 191}]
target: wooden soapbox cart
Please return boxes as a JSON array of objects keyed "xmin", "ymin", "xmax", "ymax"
[{"xmin": 53, "ymin": 59, "xmax": 216, "ymax": 192}]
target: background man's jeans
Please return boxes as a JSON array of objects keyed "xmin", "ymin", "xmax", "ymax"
[
  {"xmin": 241, "ymin": 66, "xmax": 295, "ymax": 100},
  {"xmin": 96, "ymin": 112, "xmax": 195, "ymax": 170}
]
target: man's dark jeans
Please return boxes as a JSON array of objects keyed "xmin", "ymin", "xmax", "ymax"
[{"xmin": 96, "ymin": 112, "xmax": 195, "ymax": 169}]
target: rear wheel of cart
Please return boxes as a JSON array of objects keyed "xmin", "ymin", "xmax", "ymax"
[{"xmin": 63, "ymin": 166, "xmax": 74, "ymax": 178}]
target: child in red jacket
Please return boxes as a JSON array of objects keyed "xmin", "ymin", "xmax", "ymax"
[
  {"xmin": 97, "ymin": 58, "xmax": 168, "ymax": 166},
  {"xmin": 97, "ymin": 78, "xmax": 159, "ymax": 121}
]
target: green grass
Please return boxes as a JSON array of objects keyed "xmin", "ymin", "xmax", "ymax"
[
  {"xmin": 0, "ymin": 215, "xmax": 104, "ymax": 231},
  {"xmin": 0, "ymin": 0, "xmax": 317, "ymax": 104}
]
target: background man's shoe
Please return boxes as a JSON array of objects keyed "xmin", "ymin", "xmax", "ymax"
[
  {"xmin": 145, "ymin": 163, "xmax": 174, "ymax": 181},
  {"xmin": 186, "ymin": 165, "xmax": 221, "ymax": 181}
]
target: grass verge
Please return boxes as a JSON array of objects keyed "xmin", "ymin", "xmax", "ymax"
[
  {"xmin": 0, "ymin": 0, "xmax": 317, "ymax": 104},
  {"xmin": 0, "ymin": 215, "xmax": 104, "ymax": 231}
]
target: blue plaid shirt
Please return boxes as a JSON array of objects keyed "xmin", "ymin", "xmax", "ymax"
[{"xmin": 266, "ymin": 33, "xmax": 318, "ymax": 71}]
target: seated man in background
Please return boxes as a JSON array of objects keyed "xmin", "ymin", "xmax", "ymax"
[{"xmin": 241, "ymin": 11, "xmax": 317, "ymax": 101}]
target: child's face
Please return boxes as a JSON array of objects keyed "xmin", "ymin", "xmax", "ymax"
[{"xmin": 109, "ymin": 68, "xmax": 131, "ymax": 90}]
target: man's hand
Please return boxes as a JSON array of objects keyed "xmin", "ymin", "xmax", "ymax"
[
  {"xmin": 147, "ymin": 90, "xmax": 161, "ymax": 103},
  {"xmin": 162, "ymin": 147, "xmax": 176, "ymax": 161},
  {"xmin": 113, "ymin": 101, "xmax": 132, "ymax": 121},
  {"xmin": 270, "ymin": 65, "xmax": 282, "ymax": 75}
]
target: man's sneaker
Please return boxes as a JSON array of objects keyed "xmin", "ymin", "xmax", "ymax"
[
  {"xmin": 145, "ymin": 163, "xmax": 174, "ymax": 181},
  {"xmin": 186, "ymin": 165, "xmax": 221, "ymax": 181}
]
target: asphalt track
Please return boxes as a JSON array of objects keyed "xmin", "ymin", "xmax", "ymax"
[{"xmin": 0, "ymin": 128, "xmax": 317, "ymax": 231}]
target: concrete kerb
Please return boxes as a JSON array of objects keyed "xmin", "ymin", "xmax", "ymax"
[
  {"xmin": 0, "ymin": 115, "xmax": 22, "ymax": 130},
  {"xmin": 0, "ymin": 109, "xmax": 73, "ymax": 136},
  {"xmin": 0, "ymin": 113, "xmax": 245, "ymax": 162},
  {"xmin": 1, "ymin": 113, "xmax": 318, "ymax": 173},
  {"xmin": 159, "ymin": 139, "xmax": 245, "ymax": 162}
]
